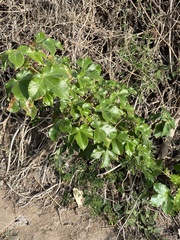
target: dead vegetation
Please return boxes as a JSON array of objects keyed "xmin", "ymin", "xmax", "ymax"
[{"xmin": 0, "ymin": 0, "xmax": 179, "ymax": 239}]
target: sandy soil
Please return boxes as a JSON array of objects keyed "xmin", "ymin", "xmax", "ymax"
[{"xmin": 0, "ymin": 187, "xmax": 117, "ymax": 240}]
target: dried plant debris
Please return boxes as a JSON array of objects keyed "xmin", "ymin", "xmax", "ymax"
[{"xmin": 0, "ymin": 1, "xmax": 179, "ymax": 240}]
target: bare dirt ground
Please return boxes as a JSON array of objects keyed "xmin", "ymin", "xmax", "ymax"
[
  {"xmin": 0, "ymin": 187, "xmax": 117, "ymax": 240},
  {"xmin": 0, "ymin": 0, "xmax": 179, "ymax": 240},
  {"xmin": 1, "ymin": 184, "xmax": 180, "ymax": 240}
]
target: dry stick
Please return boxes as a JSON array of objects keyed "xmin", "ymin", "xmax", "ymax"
[
  {"xmin": 158, "ymin": 106, "xmax": 180, "ymax": 160},
  {"xmin": 139, "ymin": 1, "xmax": 178, "ymax": 60},
  {"xmin": 116, "ymin": 197, "xmax": 140, "ymax": 240},
  {"xmin": 97, "ymin": 164, "xmax": 121, "ymax": 177},
  {"xmin": 6, "ymin": 181, "xmax": 59, "ymax": 202},
  {"xmin": 169, "ymin": 0, "xmax": 174, "ymax": 72},
  {"xmin": 6, "ymin": 123, "xmax": 23, "ymax": 175}
]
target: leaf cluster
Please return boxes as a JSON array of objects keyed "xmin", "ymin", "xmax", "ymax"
[
  {"xmin": 0, "ymin": 32, "xmax": 159, "ymax": 181},
  {"xmin": 1, "ymin": 32, "xmax": 179, "ymax": 232}
]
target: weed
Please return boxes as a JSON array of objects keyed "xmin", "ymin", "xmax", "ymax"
[{"xmin": 0, "ymin": 32, "xmax": 179, "ymax": 238}]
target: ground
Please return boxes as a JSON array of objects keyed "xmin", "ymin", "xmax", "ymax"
[
  {"xmin": 0, "ymin": 0, "xmax": 179, "ymax": 240},
  {"xmin": 0, "ymin": 187, "xmax": 117, "ymax": 240}
]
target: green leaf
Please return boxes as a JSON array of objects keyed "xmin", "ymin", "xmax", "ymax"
[
  {"xmin": 26, "ymin": 51, "xmax": 46, "ymax": 64},
  {"xmin": 70, "ymin": 105, "xmax": 80, "ymax": 120},
  {"xmin": 59, "ymin": 99, "xmax": 69, "ymax": 112},
  {"xmin": 55, "ymin": 41, "xmax": 63, "ymax": 50},
  {"xmin": 135, "ymin": 121, "xmax": 151, "ymax": 139},
  {"xmin": 16, "ymin": 70, "xmax": 33, "ymax": 81},
  {"xmin": 59, "ymin": 118, "xmax": 72, "ymax": 133},
  {"xmin": 8, "ymin": 51, "xmax": 24, "ymax": 70},
  {"xmin": 6, "ymin": 72, "xmax": 32, "ymax": 108},
  {"xmin": 79, "ymin": 124, "xmax": 93, "ymax": 138},
  {"xmin": 77, "ymin": 75, "xmax": 92, "ymax": 90},
  {"xmin": 43, "ymin": 64, "xmax": 71, "ymax": 79},
  {"xmin": 162, "ymin": 195, "xmax": 174, "ymax": 214},
  {"xmin": 77, "ymin": 57, "xmax": 92, "ymax": 70},
  {"xmin": 0, "ymin": 52, "xmax": 9, "ymax": 70},
  {"xmin": 101, "ymin": 107, "xmax": 111, "ymax": 122},
  {"xmin": 168, "ymin": 119, "xmax": 175, "ymax": 129},
  {"xmin": 150, "ymin": 183, "xmax": 173, "ymax": 214},
  {"xmin": 94, "ymin": 126, "xmax": 105, "ymax": 144},
  {"xmin": 170, "ymin": 174, "xmax": 180, "ymax": 187},
  {"xmin": 112, "ymin": 139, "xmax": 124, "ymax": 155},
  {"xmin": 11, "ymin": 71, "xmax": 32, "ymax": 102},
  {"xmin": 35, "ymin": 32, "xmax": 46, "ymax": 43},
  {"xmin": 88, "ymin": 63, "xmax": 101, "ymax": 72},
  {"xmin": 91, "ymin": 148, "xmax": 104, "ymax": 159},
  {"xmin": 49, "ymin": 122, "xmax": 61, "ymax": 141},
  {"xmin": 125, "ymin": 142, "xmax": 133, "ymax": 156},
  {"xmin": 6, "ymin": 78, "xmax": 17, "ymax": 95},
  {"xmin": 97, "ymin": 104, "xmax": 123, "ymax": 123},
  {"xmin": 75, "ymin": 131, "xmax": 88, "ymax": 150},
  {"xmin": 154, "ymin": 122, "xmax": 164, "ymax": 138},
  {"xmin": 101, "ymin": 150, "xmax": 111, "ymax": 168},
  {"xmin": 12, "ymin": 80, "xmax": 29, "ymax": 102},
  {"xmin": 87, "ymin": 67, "xmax": 102, "ymax": 79},
  {"xmin": 174, "ymin": 189, "xmax": 180, "ymax": 211},
  {"xmin": 109, "ymin": 106, "xmax": 123, "ymax": 118},
  {"xmin": 94, "ymin": 124, "xmax": 117, "ymax": 147},
  {"xmin": 17, "ymin": 45, "xmax": 47, "ymax": 63},
  {"xmin": 42, "ymin": 38, "xmax": 56, "ymax": 55},
  {"xmin": 116, "ymin": 132, "xmax": 129, "ymax": 143},
  {"xmin": 153, "ymin": 182, "xmax": 169, "ymax": 194},
  {"xmin": 119, "ymin": 89, "xmax": 129, "ymax": 96},
  {"xmin": 43, "ymin": 92, "xmax": 54, "ymax": 106},
  {"xmin": 101, "ymin": 149, "xmax": 116, "ymax": 168},
  {"xmin": 125, "ymin": 140, "xmax": 137, "ymax": 156},
  {"xmin": 45, "ymin": 77, "xmax": 69, "ymax": 99},
  {"xmin": 101, "ymin": 124, "xmax": 117, "ymax": 139},
  {"xmin": 28, "ymin": 75, "xmax": 46, "ymax": 100},
  {"xmin": 162, "ymin": 122, "xmax": 172, "ymax": 137},
  {"xmin": 17, "ymin": 45, "xmax": 31, "ymax": 54},
  {"xmin": 42, "ymin": 65, "xmax": 71, "ymax": 99}
]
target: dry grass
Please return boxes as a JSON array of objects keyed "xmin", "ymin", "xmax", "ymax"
[{"xmin": 0, "ymin": 0, "xmax": 179, "ymax": 238}]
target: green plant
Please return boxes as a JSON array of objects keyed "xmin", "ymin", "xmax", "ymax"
[
  {"xmin": 1, "ymin": 32, "xmax": 179, "ymax": 235},
  {"xmin": 0, "ymin": 32, "xmax": 158, "ymax": 179},
  {"xmin": 150, "ymin": 163, "xmax": 180, "ymax": 214},
  {"xmin": 150, "ymin": 109, "xmax": 175, "ymax": 138},
  {"xmin": 119, "ymin": 33, "xmax": 167, "ymax": 91}
]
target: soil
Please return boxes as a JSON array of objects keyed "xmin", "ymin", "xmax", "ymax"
[
  {"xmin": 0, "ymin": 187, "xmax": 117, "ymax": 240},
  {"xmin": 0, "ymin": 1, "xmax": 179, "ymax": 240},
  {"xmin": 1, "ymin": 181, "xmax": 180, "ymax": 240}
]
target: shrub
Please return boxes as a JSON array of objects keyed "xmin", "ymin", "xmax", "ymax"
[{"xmin": 1, "ymin": 32, "xmax": 179, "ymax": 230}]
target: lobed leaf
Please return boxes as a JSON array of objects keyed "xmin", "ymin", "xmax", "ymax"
[
  {"xmin": 91, "ymin": 148, "xmax": 104, "ymax": 160},
  {"xmin": 77, "ymin": 57, "xmax": 93, "ymax": 69},
  {"xmin": 8, "ymin": 51, "xmax": 24, "ymax": 70},
  {"xmin": 150, "ymin": 183, "xmax": 174, "ymax": 214},
  {"xmin": 35, "ymin": 32, "xmax": 46, "ymax": 43},
  {"xmin": 101, "ymin": 149, "xmax": 117, "ymax": 168},
  {"xmin": 45, "ymin": 77, "xmax": 69, "ymax": 99}
]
